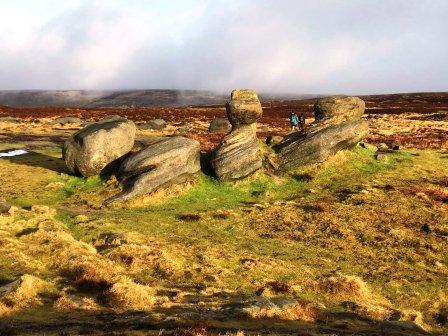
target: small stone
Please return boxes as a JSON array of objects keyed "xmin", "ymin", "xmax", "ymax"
[
  {"xmin": 94, "ymin": 232, "xmax": 127, "ymax": 248},
  {"xmin": 390, "ymin": 142, "xmax": 400, "ymax": 150},
  {"xmin": 377, "ymin": 143, "xmax": 389, "ymax": 151},
  {"xmin": 209, "ymin": 117, "xmax": 231, "ymax": 133},
  {"xmin": 140, "ymin": 119, "xmax": 167, "ymax": 130},
  {"xmin": 178, "ymin": 123, "xmax": 192, "ymax": 133},
  {"xmin": 52, "ymin": 116, "xmax": 82, "ymax": 126},
  {"xmin": 266, "ymin": 135, "xmax": 284, "ymax": 146},
  {"xmin": 0, "ymin": 200, "xmax": 12, "ymax": 214}
]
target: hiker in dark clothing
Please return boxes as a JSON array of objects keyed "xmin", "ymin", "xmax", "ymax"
[{"xmin": 298, "ymin": 112, "xmax": 305, "ymax": 130}]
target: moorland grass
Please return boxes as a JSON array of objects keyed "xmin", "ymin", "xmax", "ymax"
[{"xmin": 0, "ymin": 143, "xmax": 447, "ymax": 332}]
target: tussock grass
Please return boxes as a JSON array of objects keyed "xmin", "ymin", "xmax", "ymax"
[
  {"xmin": 0, "ymin": 275, "xmax": 45, "ymax": 317},
  {"xmin": 103, "ymin": 277, "xmax": 156, "ymax": 311},
  {"xmin": 244, "ymin": 300, "xmax": 320, "ymax": 322}
]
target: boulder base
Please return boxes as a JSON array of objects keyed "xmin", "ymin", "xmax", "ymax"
[
  {"xmin": 211, "ymin": 124, "xmax": 262, "ymax": 181},
  {"xmin": 107, "ymin": 136, "xmax": 200, "ymax": 202},
  {"xmin": 63, "ymin": 116, "xmax": 136, "ymax": 177}
]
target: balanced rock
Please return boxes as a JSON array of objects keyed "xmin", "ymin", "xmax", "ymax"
[
  {"xmin": 63, "ymin": 116, "xmax": 136, "ymax": 177},
  {"xmin": 212, "ymin": 89, "xmax": 263, "ymax": 181},
  {"xmin": 275, "ymin": 96, "xmax": 368, "ymax": 173},
  {"xmin": 107, "ymin": 136, "xmax": 200, "ymax": 202},
  {"xmin": 226, "ymin": 89, "xmax": 263, "ymax": 127},
  {"xmin": 209, "ymin": 117, "xmax": 232, "ymax": 133}
]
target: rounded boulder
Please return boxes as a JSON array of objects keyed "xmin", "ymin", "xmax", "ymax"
[
  {"xmin": 226, "ymin": 89, "xmax": 263, "ymax": 127},
  {"xmin": 63, "ymin": 116, "xmax": 136, "ymax": 177},
  {"xmin": 313, "ymin": 96, "xmax": 365, "ymax": 123}
]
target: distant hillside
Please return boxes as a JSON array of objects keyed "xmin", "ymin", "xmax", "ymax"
[{"xmin": 0, "ymin": 90, "xmax": 318, "ymax": 108}]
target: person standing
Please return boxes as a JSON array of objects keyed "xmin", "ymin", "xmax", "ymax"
[
  {"xmin": 298, "ymin": 112, "xmax": 305, "ymax": 130},
  {"xmin": 289, "ymin": 111, "xmax": 299, "ymax": 131}
]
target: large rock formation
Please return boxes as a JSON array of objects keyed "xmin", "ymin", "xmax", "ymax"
[
  {"xmin": 106, "ymin": 136, "xmax": 200, "ymax": 203},
  {"xmin": 63, "ymin": 116, "xmax": 136, "ymax": 177},
  {"xmin": 211, "ymin": 89, "xmax": 263, "ymax": 181},
  {"xmin": 274, "ymin": 96, "xmax": 368, "ymax": 173}
]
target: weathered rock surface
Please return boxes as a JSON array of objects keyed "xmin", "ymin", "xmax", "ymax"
[
  {"xmin": 209, "ymin": 117, "xmax": 231, "ymax": 133},
  {"xmin": 139, "ymin": 119, "xmax": 167, "ymax": 130},
  {"xmin": 226, "ymin": 89, "xmax": 263, "ymax": 127},
  {"xmin": 107, "ymin": 136, "xmax": 200, "ymax": 202},
  {"xmin": 212, "ymin": 89, "xmax": 263, "ymax": 181},
  {"xmin": 313, "ymin": 95, "xmax": 365, "ymax": 122},
  {"xmin": 275, "ymin": 96, "xmax": 368, "ymax": 173},
  {"xmin": 266, "ymin": 135, "xmax": 284, "ymax": 147},
  {"xmin": 63, "ymin": 116, "xmax": 136, "ymax": 177},
  {"xmin": 0, "ymin": 199, "xmax": 11, "ymax": 214},
  {"xmin": 212, "ymin": 125, "xmax": 262, "ymax": 181}
]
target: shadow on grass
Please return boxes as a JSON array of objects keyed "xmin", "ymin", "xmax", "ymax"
[
  {"xmin": 0, "ymin": 300, "xmax": 435, "ymax": 336},
  {"xmin": 2, "ymin": 150, "xmax": 69, "ymax": 174}
]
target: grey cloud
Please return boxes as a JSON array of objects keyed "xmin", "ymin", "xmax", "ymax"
[{"xmin": 0, "ymin": 0, "xmax": 447, "ymax": 94}]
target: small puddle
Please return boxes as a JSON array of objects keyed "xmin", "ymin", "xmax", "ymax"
[{"xmin": 0, "ymin": 149, "xmax": 28, "ymax": 158}]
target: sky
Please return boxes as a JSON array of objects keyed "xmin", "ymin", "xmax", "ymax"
[{"xmin": 0, "ymin": 0, "xmax": 447, "ymax": 94}]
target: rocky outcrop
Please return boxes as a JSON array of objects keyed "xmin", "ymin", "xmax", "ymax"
[
  {"xmin": 106, "ymin": 136, "xmax": 200, "ymax": 203},
  {"xmin": 63, "ymin": 116, "xmax": 136, "ymax": 177},
  {"xmin": 275, "ymin": 96, "xmax": 368, "ymax": 173},
  {"xmin": 211, "ymin": 89, "xmax": 263, "ymax": 181},
  {"xmin": 209, "ymin": 117, "xmax": 231, "ymax": 133}
]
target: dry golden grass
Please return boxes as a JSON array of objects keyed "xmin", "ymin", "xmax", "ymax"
[
  {"xmin": 104, "ymin": 243, "xmax": 179, "ymax": 276},
  {"xmin": 54, "ymin": 293, "xmax": 99, "ymax": 311},
  {"xmin": 103, "ymin": 277, "xmax": 156, "ymax": 311},
  {"xmin": 318, "ymin": 273, "xmax": 374, "ymax": 301},
  {"xmin": 0, "ymin": 274, "xmax": 45, "ymax": 317}
]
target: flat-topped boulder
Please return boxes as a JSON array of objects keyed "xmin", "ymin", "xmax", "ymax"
[
  {"xmin": 106, "ymin": 136, "xmax": 200, "ymax": 203},
  {"xmin": 313, "ymin": 95, "xmax": 365, "ymax": 123},
  {"xmin": 63, "ymin": 116, "xmax": 136, "ymax": 177},
  {"xmin": 275, "ymin": 96, "xmax": 368, "ymax": 173},
  {"xmin": 226, "ymin": 89, "xmax": 263, "ymax": 127}
]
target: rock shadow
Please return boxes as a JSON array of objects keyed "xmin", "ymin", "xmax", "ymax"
[
  {"xmin": 1, "ymin": 150, "xmax": 69, "ymax": 174},
  {"xmin": 0, "ymin": 296, "xmax": 435, "ymax": 336}
]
